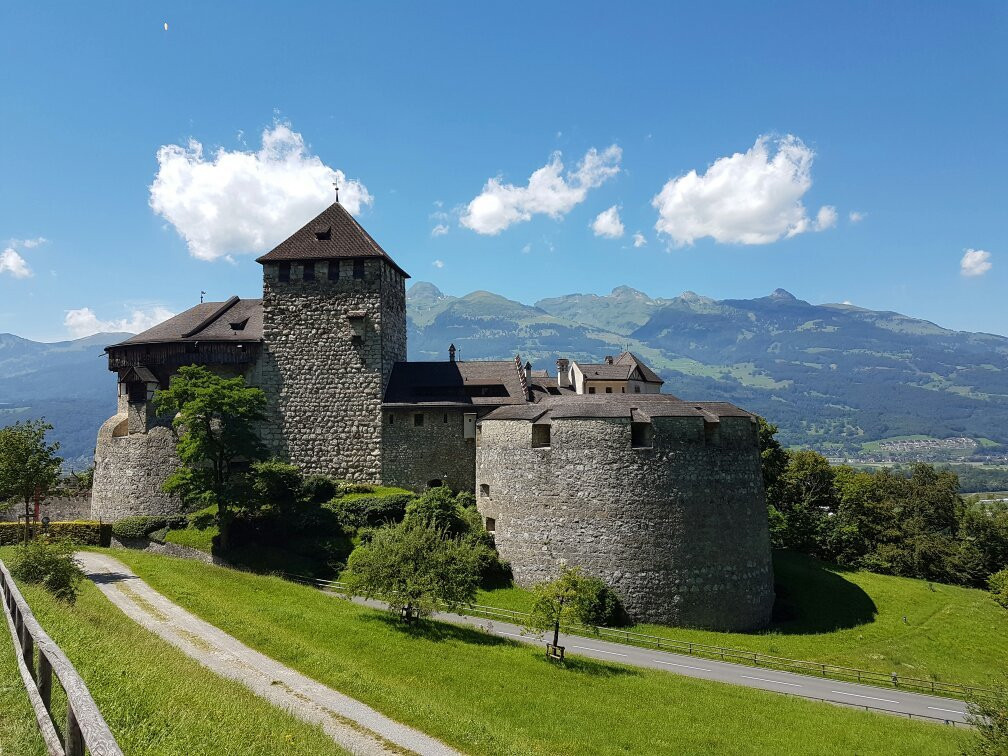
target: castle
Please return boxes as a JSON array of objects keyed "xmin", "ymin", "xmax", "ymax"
[{"xmin": 92, "ymin": 201, "xmax": 774, "ymax": 630}]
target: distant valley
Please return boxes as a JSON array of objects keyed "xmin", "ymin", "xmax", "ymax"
[{"xmin": 3, "ymin": 284, "xmax": 1007, "ymax": 467}]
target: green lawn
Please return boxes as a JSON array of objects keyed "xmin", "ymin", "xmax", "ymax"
[
  {"xmin": 478, "ymin": 550, "xmax": 1008, "ymax": 690},
  {"xmin": 0, "ymin": 549, "xmax": 342, "ymax": 755},
  {"xmin": 108, "ymin": 548, "xmax": 968, "ymax": 756}
]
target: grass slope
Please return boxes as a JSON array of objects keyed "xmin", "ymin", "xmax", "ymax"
[
  {"xmin": 0, "ymin": 549, "xmax": 342, "ymax": 755},
  {"xmin": 479, "ymin": 551, "xmax": 1008, "ymax": 689},
  {"xmin": 110, "ymin": 548, "xmax": 967, "ymax": 756}
]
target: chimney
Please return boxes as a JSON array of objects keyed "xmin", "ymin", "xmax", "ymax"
[
  {"xmin": 524, "ymin": 360, "xmax": 532, "ymax": 382},
  {"xmin": 556, "ymin": 358, "xmax": 571, "ymax": 389},
  {"xmin": 449, "ymin": 344, "xmax": 456, "ymax": 362},
  {"xmin": 604, "ymin": 355, "xmax": 614, "ymax": 365}
]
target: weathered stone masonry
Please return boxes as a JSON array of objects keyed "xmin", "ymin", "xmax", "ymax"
[
  {"xmin": 382, "ymin": 408, "xmax": 476, "ymax": 492},
  {"xmin": 476, "ymin": 414, "xmax": 774, "ymax": 630}
]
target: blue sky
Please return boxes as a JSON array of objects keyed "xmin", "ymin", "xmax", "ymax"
[{"xmin": 1, "ymin": 1, "xmax": 1005, "ymax": 341}]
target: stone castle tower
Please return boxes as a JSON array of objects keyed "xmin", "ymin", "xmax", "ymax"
[{"xmin": 255, "ymin": 201, "xmax": 409, "ymax": 479}]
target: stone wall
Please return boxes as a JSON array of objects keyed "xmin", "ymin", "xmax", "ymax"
[
  {"xmin": 476, "ymin": 414, "xmax": 774, "ymax": 630},
  {"xmin": 382, "ymin": 408, "xmax": 475, "ymax": 493},
  {"xmin": 259, "ymin": 259, "xmax": 407, "ymax": 480},
  {"xmin": 0, "ymin": 496, "xmax": 92, "ymax": 523},
  {"xmin": 91, "ymin": 413, "xmax": 183, "ymax": 521}
]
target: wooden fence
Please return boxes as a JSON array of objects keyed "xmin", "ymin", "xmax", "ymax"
[{"xmin": 0, "ymin": 559, "xmax": 121, "ymax": 756}]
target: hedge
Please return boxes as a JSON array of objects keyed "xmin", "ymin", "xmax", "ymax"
[
  {"xmin": 323, "ymin": 493, "xmax": 414, "ymax": 528},
  {"xmin": 0, "ymin": 521, "xmax": 112, "ymax": 547},
  {"xmin": 111, "ymin": 515, "xmax": 187, "ymax": 541}
]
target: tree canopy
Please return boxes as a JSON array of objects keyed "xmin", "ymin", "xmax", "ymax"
[{"xmin": 0, "ymin": 419, "xmax": 62, "ymax": 540}]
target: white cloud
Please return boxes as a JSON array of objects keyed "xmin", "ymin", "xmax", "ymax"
[
  {"xmin": 591, "ymin": 205, "xmax": 625, "ymax": 239},
  {"xmin": 460, "ymin": 145, "xmax": 622, "ymax": 235},
  {"xmin": 0, "ymin": 248, "xmax": 31, "ymax": 278},
  {"xmin": 960, "ymin": 248, "xmax": 992, "ymax": 278},
  {"xmin": 431, "ymin": 223, "xmax": 449, "ymax": 237},
  {"xmin": 149, "ymin": 122, "xmax": 372, "ymax": 261},
  {"xmin": 849, "ymin": 211, "xmax": 866, "ymax": 223},
  {"xmin": 652, "ymin": 134, "xmax": 834, "ymax": 246},
  {"xmin": 64, "ymin": 306, "xmax": 176, "ymax": 338},
  {"xmin": 9, "ymin": 237, "xmax": 47, "ymax": 249},
  {"xmin": 632, "ymin": 232, "xmax": 647, "ymax": 248},
  {"xmin": 521, "ymin": 243, "xmax": 532, "ymax": 254},
  {"xmin": 432, "ymin": 259, "xmax": 444, "ymax": 268}
]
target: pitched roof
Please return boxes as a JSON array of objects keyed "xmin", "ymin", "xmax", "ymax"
[
  {"xmin": 616, "ymin": 351, "xmax": 664, "ymax": 384},
  {"xmin": 109, "ymin": 297, "xmax": 264, "ymax": 347},
  {"xmin": 255, "ymin": 201, "xmax": 410, "ymax": 277},
  {"xmin": 481, "ymin": 394, "xmax": 753, "ymax": 422},
  {"xmin": 383, "ymin": 360, "xmax": 528, "ymax": 407},
  {"xmin": 572, "ymin": 352, "xmax": 665, "ymax": 383}
]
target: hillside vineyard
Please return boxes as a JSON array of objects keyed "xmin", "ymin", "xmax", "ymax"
[{"xmin": 90, "ymin": 202, "xmax": 774, "ymax": 630}]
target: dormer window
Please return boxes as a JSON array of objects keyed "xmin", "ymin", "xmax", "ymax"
[
  {"xmin": 314, "ymin": 225, "xmax": 332, "ymax": 241},
  {"xmin": 229, "ymin": 317, "xmax": 249, "ymax": 331}
]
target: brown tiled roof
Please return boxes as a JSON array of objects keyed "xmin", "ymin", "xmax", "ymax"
[
  {"xmin": 574, "ymin": 352, "xmax": 665, "ymax": 383},
  {"xmin": 255, "ymin": 202, "xmax": 409, "ymax": 277},
  {"xmin": 616, "ymin": 351, "xmax": 664, "ymax": 384},
  {"xmin": 481, "ymin": 394, "xmax": 754, "ymax": 422},
  {"xmin": 383, "ymin": 360, "xmax": 528, "ymax": 407},
  {"xmin": 109, "ymin": 298, "xmax": 263, "ymax": 347}
]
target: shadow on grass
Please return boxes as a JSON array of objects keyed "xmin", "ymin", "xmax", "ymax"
[
  {"xmin": 358, "ymin": 610, "xmax": 511, "ymax": 647},
  {"xmin": 534, "ymin": 655, "xmax": 641, "ymax": 679},
  {"xmin": 769, "ymin": 550, "xmax": 877, "ymax": 634}
]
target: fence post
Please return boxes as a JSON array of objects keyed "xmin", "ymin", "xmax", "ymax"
[
  {"xmin": 20, "ymin": 621, "xmax": 34, "ymax": 678},
  {"xmin": 66, "ymin": 706, "xmax": 84, "ymax": 756},
  {"xmin": 37, "ymin": 650, "xmax": 52, "ymax": 713}
]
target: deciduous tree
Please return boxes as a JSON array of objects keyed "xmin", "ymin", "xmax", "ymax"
[{"xmin": 0, "ymin": 420, "xmax": 62, "ymax": 543}]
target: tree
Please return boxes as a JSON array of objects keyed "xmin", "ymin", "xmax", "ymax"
[
  {"xmin": 756, "ymin": 416, "xmax": 788, "ymax": 506},
  {"xmin": 343, "ymin": 518, "xmax": 482, "ymax": 622},
  {"xmin": 989, "ymin": 569, "xmax": 1008, "ymax": 610},
  {"xmin": 153, "ymin": 365, "xmax": 267, "ymax": 550},
  {"xmin": 522, "ymin": 567, "xmax": 618, "ymax": 654},
  {"xmin": 966, "ymin": 685, "xmax": 1008, "ymax": 756},
  {"xmin": 770, "ymin": 449, "xmax": 836, "ymax": 552},
  {"xmin": 0, "ymin": 420, "xmax": 62, "ymax": 543}
]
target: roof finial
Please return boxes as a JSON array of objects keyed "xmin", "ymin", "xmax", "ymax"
[
  {"xmin": 200, "ymin": 290, "xmax": 206, "ymax": 303},
  {"xmin": 332, "ymin": 181, "xmax": 339, "ymax": 203}
]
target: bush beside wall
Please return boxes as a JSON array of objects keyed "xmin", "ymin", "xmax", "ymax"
[{"xmin": 0, "ymin": 521, "xmax": 112, "ymax": 547}]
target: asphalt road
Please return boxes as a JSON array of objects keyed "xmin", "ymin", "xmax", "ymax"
[{"xmin": 344, "ymin": 595, "xmax": 971, "ymax": 727}]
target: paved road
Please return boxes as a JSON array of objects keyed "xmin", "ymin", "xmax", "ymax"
[
  {"xmin": 77, "ymin": 552, "xmax": 462, "ymax": 756},
  {"xmin": 342, "ymin": 595, "xmax": 971, "ymax": 727}
]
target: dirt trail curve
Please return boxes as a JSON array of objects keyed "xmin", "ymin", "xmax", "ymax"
[{"xmin": 76, "ymin": 551, "xmax": 462, "ymax": 756}]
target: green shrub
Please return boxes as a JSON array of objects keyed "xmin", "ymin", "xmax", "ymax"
[
  {"xmin": 8, "ymin": 537, "xmax": 85, "ymax": 603},
  {"xmin": 573, "ymin": 575, "xmax": 627, "ymax": 627},
  {"xmin": 337, "ymin": 482, "xmax": 376, "ymax": 496},
  {"xmin": 324, "ymin": 493, "xmax": 414, "ymax": 528},
  {"xmin": 303, "ymin": 475, "xmax": 338, "ymax": 504},
  {"xmin": 250, "ymin": 460, "xmax": 303, "ymax": 514},
  {"xmin": 0, "ymin": 521, "xmax": 110, "ymax": 546},
  {"xmin": 111, "ymin": 515, "xmax": 186, "ymax": 541},
  {"xmin": 989, "ymin": 569, "xmax": 1008, "ymax": 610}
]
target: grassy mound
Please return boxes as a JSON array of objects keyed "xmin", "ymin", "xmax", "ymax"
[
  {"xmin": 0, "ymin": 549, "xmax": 341, "ymax": 755},
  {"xmin": 478, "ymin": 550, "xmax": 1008, "ymax": 689},
  {"xmin": 110, "ymin": 548, "xmax": 967, "ymax": 756}
]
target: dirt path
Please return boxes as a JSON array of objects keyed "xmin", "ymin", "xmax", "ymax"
[{"xmin": 76, "ymin": 551, "xmax": 462, "ymax": 756}]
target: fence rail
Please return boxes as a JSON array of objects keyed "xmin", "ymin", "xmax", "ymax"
[
  {"xmin": 288, "ymin": 573, "xmax": 991, "ymax": 704},
  {"xmin": 0, "ymin": 559, "xmax": 122, "ymax": 756}
]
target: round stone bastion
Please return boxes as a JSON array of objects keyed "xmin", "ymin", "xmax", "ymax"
[{"xmin": 475, "ymin": 399, "xmax": 775, "ymax": 631}]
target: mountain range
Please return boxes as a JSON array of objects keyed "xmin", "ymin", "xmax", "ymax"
[{"xmin": 3, "ymin": 284, "xmax": 1007, "ymax": 466}]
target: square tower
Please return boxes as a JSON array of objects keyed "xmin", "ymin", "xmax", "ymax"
[{"xmin": 255, "ymin": 202, "xmax": 408, "ymax": 480}]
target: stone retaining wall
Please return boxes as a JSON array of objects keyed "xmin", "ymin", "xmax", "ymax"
[
  {"xmin": 0, "ymin": 496, "xmax": 92, "ymax": 523},
  {"xmin": 476, "ymin": 414, "xmax": 774, "ymax": 631}
]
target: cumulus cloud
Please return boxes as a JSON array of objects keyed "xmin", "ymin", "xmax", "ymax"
[
  {"xmin": 8, "ymin": 237, "xmax": 47, "ymax": 249},
  {"xmin": 960, "ymin": 248, "xmax": 992, "ymax": 277},
  {"xmin": 431, "ymin": 224, "xmax": 449, "ymax": 237},
  {"xmin": 0, "ymin": 248, "xmax": 31, "ymax": 278},
  {"xmin": 591, "ymin": 205, "xmax": 625, "ymax": 239},
  {"xmin": 64, "ymin": 306, "xmax": 176, "ymax": 338},
  {"xmin": 652, "ymin": 134, "xmax": 835, "ymax": 246},
  {"xmin": 149, "ymin": 122, "xmax": 372, "ymax": 261},
  {"xmin": 432, "ymin": 259, "xmax": 444, "ymax": 268},
  {"xmin": 849, "ymin": 211, "xmax": 866, "ymax": 223},
  {"xmin": 632, "ymin": 232, "xmax": 647, "ymax": 248},
  {"xmin": 460, "ymin": 145, "xmax": 622, "ymax": 235}
]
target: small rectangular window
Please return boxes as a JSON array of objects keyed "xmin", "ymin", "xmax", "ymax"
[
  {"xmin": 588, "ymin": 386, "xmax": 596, "ymax": 394},
  {"xmin": 278, "ymin": 262, "xmax": 290, "ymax": 282},
  {"xmin": 414, "ymin": 413, "xmax": 424, "ymax": 427},
  {"xmin": 634, "ymin": 386, "xmax": 641, "ymax": 394},
  {"xmin": 328, "ymin": 261, "xmax": 340, "ymax": 281},
  {"xmin": 532, "ymin": 423, "xmax": 551, "ymax": 448},
  {"xmin": 485, "ymin": 517, "xmax": 495, "ymax": 533},
  {"xmin": 388, "ymin": 413, "xmax": 394, "ymax": 425},
  {"xmin": 480, "ymin": 484, "xmax": 490, "ymax": 497},
  {"xmin": 605, "ymin": 387, "xmax": 613, "ymax": 394},
  {"xmin": 353, "ymin": 259, "xmax": 365, "ymax": 279},
  {"xmin": 631, "ymin": 422, "xmax": 654, "ymax": 449},
  {"xmin": 303, "ymin": 262, "xmax": 315, "ymax": 281},
  {"xmin": 443, "ymin": 413, "xmax": 449, "ymax": 423}
]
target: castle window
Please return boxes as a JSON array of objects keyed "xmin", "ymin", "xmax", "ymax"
[
  {"xmin": 126, "ymin": 381, "xmax": 146, "ymax": 404},
  {"xmin": 388, "ymin": 413, "xmax": 394, "ymax": 425},
  {"xmin": 531, "ymin": 423, "xmax": 551, "ymax": 448},
  {"xmin": 353, "ymin": 259, "xmax": 365, "ymax": 279},
  {"xmin": 485, "ymin": 517, "xmax": 495, "ymax": 533},
  {"xmin": 303, "ymin": 262, "xmax": 315, "ymax": 281},
  {"xmin": 480, "ymin": 484, "xmax": 490, "ymax": 497},
  {"xmin": 278, "ymin": 262, "xmax": 290, "ymax": 282},
  {"xmin": 588, "ymin": 386, "xmax": 596, "ymax": 394},
  {"xmin": 443, "ymin": 413, "xmax": 448, "ymax": 423},
  {"xmin": 605, "ymin": 387, "xmax": 613, "ymax": 393},
  {"xmin": 631, "ymin": 422, "xmax": 654, "ymax": 449},
  {"xmin": 427, "ymin": 479, "xmax": 442, "ymax": 489},
  {"xmin": 621, "ymin": 387, "xmax": 625, "ymax": 393},
  {"xmin": 634, "ymin": 386, "xmax": 641, "ymax": 394},
  {"xmin": 328, "ymin": 261, "xmax": 340, "ymax": 281},
  {"xmin": 414, "ymin": 413, "xmax": 424, "ymax": 427}
]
